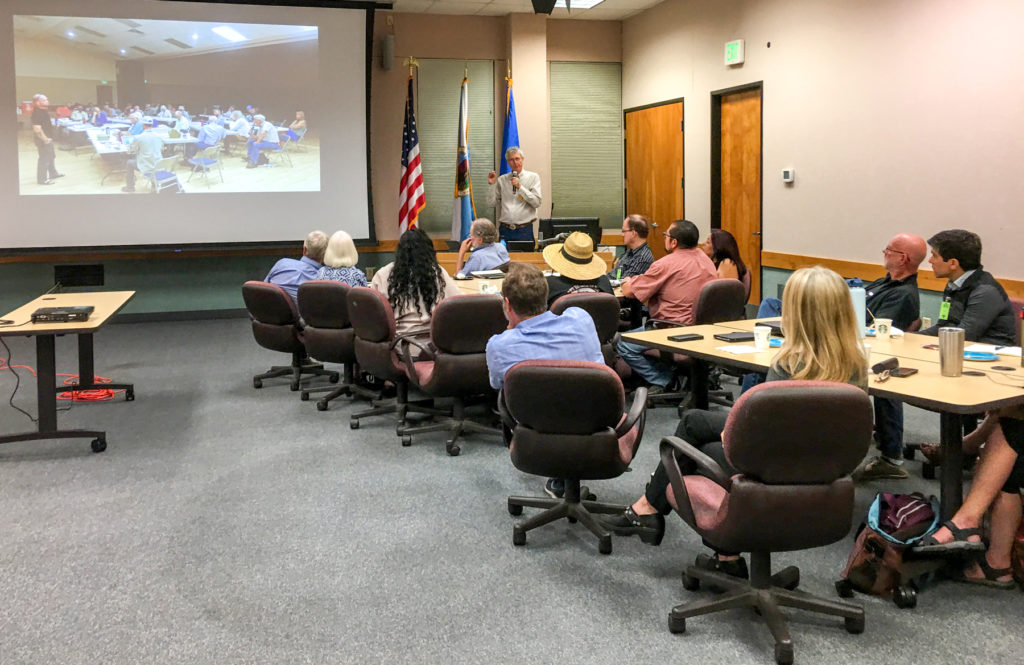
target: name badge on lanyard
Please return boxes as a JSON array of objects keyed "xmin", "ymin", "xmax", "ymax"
[{"xmin": 939, "ymin": 299, "xmax": 951, "ymax": 321}]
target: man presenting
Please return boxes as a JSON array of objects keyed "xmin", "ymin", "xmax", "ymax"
[
  {"xmin": 30, "ymin": 94, "xmax": 63, "ymax": 186},
  {"xmin": 615, "ymin": 219, "xmax": 717, "ymax": 391},
  {"xmin": 487, "ymin": 147, "xmax": 542, "ymax": 244},
  {"xmin": 264, "ymin": 230, "xmax": 328, "ymax": 302},
  {"xmin": 486, "ymin": 262, "xmax": 604, "ymax": 498},
  {"xmin": 121, "ymin": 118, "xmax": 165, "ymax": 194},
  {"xmin": 855, "ymin": 233, "xmax": 928, "ymax": 481}
]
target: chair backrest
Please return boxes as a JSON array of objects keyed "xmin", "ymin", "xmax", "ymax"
[
  {"xmin": 741, "ymin": 269, "xmax": 752, "ymax": 302},
  {"xmin": 430, "ymin": 294, "xmax": 507, "ymax": 354},
  {"xmin": 346, "ymin": 286, "xmax": 404, "ymax": 381},
  {"xmin": 695, "ymin": 278, "xmax": 748, "ymax": 325},
  {"xmin": 298, "ymin": 281, "xmax": 355, "ymax": 364},
  {"xmin": 242, "ymin": 280, "xmax": 303, "ymax": 353},
  {"xmin": 905, "ymin": 318, "xmax": 922, "ymax": 333},
  {"xmin": 1009, "ymin": 296, "xmax": 1024, "ymax": 346},
  {"xmin": 722, "ymin": 380, "xmax": 872, "ymax": 484},
  {"xmin": 550, "ymin": 292, "xmax": 620, "ymax": 345},
  {"xmin": 504, "ymin": 360, "xmax": 636, "ymax": 480},
  {"xmin": 199, "ymin": 145, "xmax": 220, "ymax": 161}
]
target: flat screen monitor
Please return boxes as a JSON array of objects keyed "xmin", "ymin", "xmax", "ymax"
[{"xmin": 538, "ymin": 217, "xmax": 602, "ymax": 250}]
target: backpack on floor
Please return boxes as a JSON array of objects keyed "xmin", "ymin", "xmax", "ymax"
[{"xmin": 838, "ymin": 492, "xmax": 939, "ymax": 597}]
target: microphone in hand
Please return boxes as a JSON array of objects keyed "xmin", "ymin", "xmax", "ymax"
[{"xmin": 511, "ymin": 170, "xmax": 519, "ymax": 193}]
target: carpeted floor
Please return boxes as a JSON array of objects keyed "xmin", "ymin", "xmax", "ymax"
[{"xmin": 0, "ymin": 318, "xmax": 1021, "ymax": 665}]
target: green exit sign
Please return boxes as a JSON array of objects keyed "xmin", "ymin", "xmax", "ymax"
[{"xmin": 725, "ymin": 39, "xmax": 745, "ymax": 66}]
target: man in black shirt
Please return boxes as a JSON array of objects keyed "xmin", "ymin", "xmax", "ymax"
[
  {"xmin": 30, "ymin": 93, "xmax": 63, "ymax": 186},
  {"xmin": 542, "ymin": 231, "xmax": 614, "ymax": 307}
]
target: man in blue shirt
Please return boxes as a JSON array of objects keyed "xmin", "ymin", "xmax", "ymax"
[
  {"xmin": 264, "ymin": 230, "xmax": 328, "ymax": 302},
  {"xmin": 456, "ymin": 218, "xmax": 510, "ymax": 276},
  {"xmin": 486, "ymin": 262, "xmax": 604, "ymax": 498}
]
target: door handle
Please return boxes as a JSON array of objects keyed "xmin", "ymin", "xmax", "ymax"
[{"xmin": 752, "ymin": 231, "xmax": 761, "ymax": 236}]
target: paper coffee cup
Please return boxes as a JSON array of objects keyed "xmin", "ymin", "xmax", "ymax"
[
  {"xmin": 875, "ymin": 318, "xmax": 892, "ymax": 340},
  {"xmin": 753, "ymin": 326, "xmax": 771, "ymax": 350}
]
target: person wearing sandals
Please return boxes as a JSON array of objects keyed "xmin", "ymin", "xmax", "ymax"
[
  {"xmin": 912, "ymin": 409, "xmax": 1024, "ymax": 589},
  {"xmin": 603, "ymin": 266, "xmax": 868, "ymax": 578}
]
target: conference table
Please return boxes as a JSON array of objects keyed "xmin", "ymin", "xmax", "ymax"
[
  {"xmin": 0, "ymin": 291, "xmax": 136, "ymax": 453},
  {"xmin": 84, "ymin": 128, "xmax": 197, "ymax": 184},
  {"xmin": 621, "ymin": 322, "xmax": 1024, "ymax": 522}
]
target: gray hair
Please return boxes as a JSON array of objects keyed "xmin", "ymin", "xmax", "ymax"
[
  {"xmin": 323, "ymin": 230, "xmax": 359, "ymax": 268},
  {"xmin": 470, "ymin": 218, "xmax": 499, "ymax": 245},
  {"xmin": 254, "ymin": 114, "xmax": 266, "ymax": 122},
  {"xmin": 304, "ymin": 230, "xmax": 329, "ymax": 263},
  {"xmin": 504, "ymin": 146, "xmax": 523, "ymax": 161}
]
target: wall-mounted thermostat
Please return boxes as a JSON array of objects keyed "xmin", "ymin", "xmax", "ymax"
[{"xmin": 781, "ymin": 168, "xmax": 795, "ymax": 183}]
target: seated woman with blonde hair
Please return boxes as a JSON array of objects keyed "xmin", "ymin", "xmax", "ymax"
[
  {"xmin": 603, "ymin": 266, "xmax": 868, "ymax": 577},
  {"xmin": 316, "ymin": 230, "xmax": 367, "ymax": 287},
  {"xmin": 456, "ymin": 218, "xmax": 510, "ymax": 275}
]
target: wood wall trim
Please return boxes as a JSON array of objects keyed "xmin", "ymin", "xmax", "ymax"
[{"xmin": 761, "ymin": 251, "xmax": 1024, "ymax": 298}]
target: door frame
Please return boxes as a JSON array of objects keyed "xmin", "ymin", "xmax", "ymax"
[{"xmin": 623, "ymin": 96, "xmax": 686, "ymax": 221}]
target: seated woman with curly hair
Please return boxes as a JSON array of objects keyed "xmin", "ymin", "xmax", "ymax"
[{"xmin": 371, "ymin": 228, "xmax": 462, "ymax": 338}]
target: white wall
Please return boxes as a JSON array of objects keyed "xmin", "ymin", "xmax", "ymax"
[{"xmin": 623, "ymin": 0, "xmax": 1024, "ymax": 278}]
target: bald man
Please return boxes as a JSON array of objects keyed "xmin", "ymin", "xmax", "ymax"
[{"xmin": 856, "ymin": 232, "xmax": 928, "ymax": 481}]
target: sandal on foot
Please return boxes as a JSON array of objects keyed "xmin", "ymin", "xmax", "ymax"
[
  {"xmin": 913, "ymin": 520, "xmax": 986, "ymax": 554},
  {"xmin": 951, "ymin": 554, "xmax": 1016, "ymax": 589}
]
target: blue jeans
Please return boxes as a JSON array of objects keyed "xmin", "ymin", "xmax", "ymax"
[
  {"xmin": 616, "ymin": 326, "xmax": 675, "ymax": 388},
  {"xmin": 499, "ymin": 224, "xmax": 534, "ymax": 244},
  {"xmin": 874, "ymin": 397, "xmax": 904, "ymax": 461},
  {"xmin": 247, "ymin": 140, "xmax": 278, "ymax": 164},
  {"xmin": 740, "ymin": 297, "xmax": 783, "ymax": 393}
]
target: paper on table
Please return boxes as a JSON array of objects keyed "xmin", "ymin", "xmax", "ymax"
[
  {"xmin": 716, "ymin": 345, "xmax": 762, "ymax": 355},
  {"xmin": 964, "ymin": 343, "xmax": 1022, "ymax": 357}
]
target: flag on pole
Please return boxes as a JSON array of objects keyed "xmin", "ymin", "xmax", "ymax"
[
  {"xmin": 398, "ymin": 76, "xmax": 426, "ymax": 233},
  {"xmin": 499, "ymin": 76, "xmax": 519, "ymax": 175},
  {"xmin": 451, "ymin": 75, "xmax": 476, "ymax": 241}
]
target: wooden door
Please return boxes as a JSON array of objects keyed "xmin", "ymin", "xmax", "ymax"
[
  {"xmin": 624, "ymin": 101, "xmax": 684, "ymax": 260},
  {"xmin": 716, "ymin": 87, "xmax": 762, "ymax": 303}
]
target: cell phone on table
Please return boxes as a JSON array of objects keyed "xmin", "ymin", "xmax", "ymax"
[
  {"xmin": 667, "ymin": 333, "xmax": 704, "ymax": 342},
  {"xmin": 891, "ymin": 367, "xmax": 919, "ymax": 378}
]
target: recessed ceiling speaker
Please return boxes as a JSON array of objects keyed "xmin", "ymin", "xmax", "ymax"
[
  {"xmin": 532, "ymin": 0, "xmax": 556, "ymax": 14},
  {"xmin": 381, "ymin": 34, "xmax": 394, "ymax": 71}
]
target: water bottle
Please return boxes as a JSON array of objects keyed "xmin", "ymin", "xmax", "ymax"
[{"xmin": 850, "ymin": 286, "xmax": 866, "ymax": 338}]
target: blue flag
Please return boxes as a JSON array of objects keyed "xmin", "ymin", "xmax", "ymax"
[
  {"xmin": 499, "ymin": 77, "xmax": 519, "ymax": 175},
  {"xmin": 451, "ymin": 76, "xmax": 475, "ymax": 241}
]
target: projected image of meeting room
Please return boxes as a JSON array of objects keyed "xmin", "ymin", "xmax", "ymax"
[{"xmin": 14, "ymin": 16, "xmax": 321, "ymax": 195}]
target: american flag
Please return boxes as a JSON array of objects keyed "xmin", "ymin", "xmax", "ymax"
[{"xmin": 398, "ymin": 76, "xmax": 425, "ymax": 233}]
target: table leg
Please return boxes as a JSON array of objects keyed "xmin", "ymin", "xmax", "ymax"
[
  {"xmin": 692, "ymin": 360, "xmax": 709, "ymax": 411},
  {"xmin": 36, "ymin": 334, "xmax": 58, "ymax": 432},
  {"xmin": 54, "ymin": 332, "xmax": 134, "ymax": 400},
  {"xmin": 938, "ymin": 411, "xmax": 965, "ymax": 521}
]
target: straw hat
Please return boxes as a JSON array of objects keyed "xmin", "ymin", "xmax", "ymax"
[{"xmin": 542, "ymin": 232, "xmax": 607, "ymax": 280}]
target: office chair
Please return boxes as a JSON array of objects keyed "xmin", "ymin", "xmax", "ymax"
[
  {"xmin": 297, "ymin": 281, "xmax": 376, "ymax": 411},
  {"xmin": 550, "ymin": 292, "xmax": 621, "ymax": 366},
  {"xmin": 661, "ymin": 381, "xmax": 871, "ymax": 665},
  {"xmin": 242, "ymin": 281, "xmax": 338, "ymax": 391},
  {"xmin": 396, "ymin": 294, "xmax": 507, "ymax": 456},
  {"xmin": 187, "ymin": 144, "xmax": 224, "ymax": 186},
  {"xmin": 501, "ymin": 360, "xmax": 647, "ymax": 554},
  {"xmin": 346, "ymin": 286, "xmax": 440, "ymax": 432},
  {"xmin": 643, "ymin": 278, "xmax": 747, "ymax": 411}
]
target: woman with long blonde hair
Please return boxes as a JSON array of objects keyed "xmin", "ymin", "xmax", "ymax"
[{"xmin": 604, "ymin": 266, "xmax": 868, "ymax": 576}]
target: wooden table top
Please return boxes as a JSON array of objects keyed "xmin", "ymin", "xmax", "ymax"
[{"xmin": 0, "ymin": 291, "xmax": 135, "ymax": 336}]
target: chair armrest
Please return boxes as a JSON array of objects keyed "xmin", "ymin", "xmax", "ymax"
[
  {"xmin": 644, "ymin": 318, "xmax": 685, "ymax": 330},
  {"xmin": 615, "ymin": 386, "xmax": 647, "ymax": 438},
  {"xmin": 660, "ymin": 436, "xmax": 732, "ymax": 526},
  {"xmin": 395, "ymin": 335, "xmax": 435, "ymax": 385}
]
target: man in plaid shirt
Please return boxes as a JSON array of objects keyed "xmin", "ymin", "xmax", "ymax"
[{"xmin": 611, "ymin": 214, "xmax": 654, "ymax": 327}]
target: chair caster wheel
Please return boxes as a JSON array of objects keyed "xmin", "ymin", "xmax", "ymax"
[
  {"xmin": 90, "ymin": 438, "xmax": 107, "ymax": 453},
  {"xmin": 774, "ymin": 642, "xmax": 794, "ymax": 665},
  {"xmin": 681, "ymin": 572, "xmax": 700, "ymax": 591},
  {"xmin": 893, "ymin": 585, "xmax": 917, "ymax": 609},
  {"xmin": 290, "ymin": 381, "xmax": 300, "ymax": 391},
  {"xmin": 401, "ymin": 435, "xmax": 412, "ymax": 447},
  {"xmin": 774, "ymin": 566, "xmax": 800, "ymax": 590},
  {"xmin": 513, "ymin": 526, "xmax": 526, "ymax": 546},
  {"xmin": 668, "ymin": 613, "xmax": 686, "ymax": 634},
  {"xmin": 446, "ymin": 441, "xmax": 461, "ymax": 456},
  {"xmin": 902, "ymin": 445, "xmax": 916, "ymax": 461},
  {"xmin": 253, "ymin": 378, "xmax": 263, "ymax": 389},
  {"xmin": 835, "ymin": 579, "xmax": 855, "ymax": 598},
  {"xmin": 300, "ymin": 391, "xmax": 310, "ymax": 401},
  {"xmin": 567, "ymin": 516, "xmax": 578, "ymax": 524},
  {"xmin": 845, "ymin": 614, "xmax": 865, "ymax": 634},
  {"xmin": 125, "ymin": 390, "xmax": 134, "ymax": 401},
  {"xmin": 329, "ymin": 372, "xmax": 340, "ymax": 383},
  {"xmin": 598, "ymin": 535, "xmax": 612, "ymax": 555},
  {"xmin": 350, "ymin": 419, "xmax": 359, "ymax": 430},
  {"xmin": 316, "ymin": 400, "xmax": 328, "ymax": 411},
  {"xmin": 507, "ymin": 500, "xmax": 523, "ymax": 516}
]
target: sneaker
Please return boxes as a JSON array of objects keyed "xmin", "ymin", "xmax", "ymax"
[
  {"xmin": 854, "ymin": 456, "xmax": 909, "ymax": 481},
  {"xmin": 601, "ymin": 507, "xmax": 665, "ymax": 545},
  {"xmin": 543, "ymin": 478, "xmax": 565, "ymax": 499}
]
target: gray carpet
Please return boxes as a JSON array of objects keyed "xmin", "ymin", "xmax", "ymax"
[{"xmin": 0, "ymin": 318, "xmax": 1021, "ymax": 665}]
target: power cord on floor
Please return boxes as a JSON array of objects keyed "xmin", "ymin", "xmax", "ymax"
[{"xmin": 0, "ymin": 338, "xmax": 125, "ymax": 424}]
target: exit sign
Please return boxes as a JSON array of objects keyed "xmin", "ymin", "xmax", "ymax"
[{"xmin": 725, "ymin": 39, "xmax": 744, "ymax": 66}]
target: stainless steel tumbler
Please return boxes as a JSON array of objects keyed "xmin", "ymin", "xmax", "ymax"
[{"xmin": 938, "ymin": 327, "xmax": 965, "ymax": 377}]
